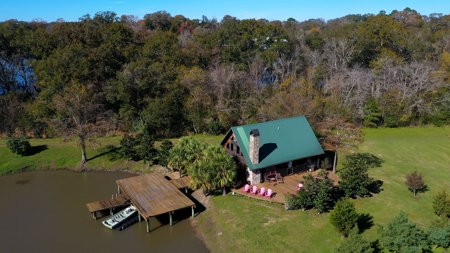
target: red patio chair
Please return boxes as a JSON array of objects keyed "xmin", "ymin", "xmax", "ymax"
[{"xmin": 242, "ymin": 184, "xmax": 250, "ymax": 193}]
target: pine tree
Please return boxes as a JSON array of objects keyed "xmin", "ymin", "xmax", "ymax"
[
  {"xmin": 432, "ymin": 190, "xmax": 450, "ymax": 218},
  {"xmin": 333, "ymin": 227, "xmax": 374, "ymax": 253},
  {"xmin": 378, "ymin": 211, "xmax": 430, "ymax": 252},
  {"xmin": 329, "ymin": 198, "xmax": 359, "ymax": 237}
]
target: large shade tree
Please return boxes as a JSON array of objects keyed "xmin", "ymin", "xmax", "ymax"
[{"xmin": 52, "ymin": 82, "xmax": 111, "ymax": 168}]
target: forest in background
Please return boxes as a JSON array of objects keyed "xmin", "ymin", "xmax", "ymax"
[{"xmin": 1, "ymin": 7, "xmax": 450, "ymax": 139}]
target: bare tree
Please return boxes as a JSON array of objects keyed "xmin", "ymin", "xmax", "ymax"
[
  {"xmin": 52, "ymin": 82, "xmax": 112, "ymax": 168},
  {"xmin": 318, "ymin": 117, "xmax": 364, "ymax": 173}
]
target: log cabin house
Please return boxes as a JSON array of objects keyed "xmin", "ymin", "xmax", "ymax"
[{"xmin": 220, "ymin": 116, "xmax": 324, "ymax": 185}]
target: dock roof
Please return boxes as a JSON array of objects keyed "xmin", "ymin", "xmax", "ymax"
[{"xmin": 116, "ymin": 174, "xmax": 195, "ymax": 219}]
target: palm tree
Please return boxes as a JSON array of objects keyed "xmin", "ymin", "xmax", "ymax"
[
  {"xmin": 189, "ymin": 145, "xmax": 236, "ymax": 195},
  {"xmin": 167, "ymin": 147, "xmax": 185, "ymax": 178},
  {"xmin": 214, "ymin": 152, "xmax": 237, "ymax": 195},
  {"xmin": 168, "ymin": 136, "xmax": 207, "ymax": 178}
]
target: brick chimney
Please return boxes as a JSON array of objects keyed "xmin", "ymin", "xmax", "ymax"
[{"xmin": 249, "ymin": 129, "xmax": 260, "ymax": 164}]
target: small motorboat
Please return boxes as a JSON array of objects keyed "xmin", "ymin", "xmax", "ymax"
[{"xmin": 102, "ymin": 205, "xmax": 138, "ymax": 230}]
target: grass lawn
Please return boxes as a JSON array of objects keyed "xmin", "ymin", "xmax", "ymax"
[
  {"xmin": 1, "ymin": 128, "xmax": 450, "ymax": 252},
  {"xmin": 0, "ymin": 134, "xmax": 224, "ymax": 175},
  {"xmin": 194, "ymin": 127, "xmax": 450, "ymax": 253}
]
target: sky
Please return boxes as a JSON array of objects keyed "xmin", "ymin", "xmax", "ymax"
[{"xmin": 2, "ymin": 0, "xmax": 450, "ymax": 23}]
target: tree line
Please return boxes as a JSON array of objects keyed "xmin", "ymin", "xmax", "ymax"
[{"xmin": 1, "ymin": 8, "xmax": 450, "ymax": 141}]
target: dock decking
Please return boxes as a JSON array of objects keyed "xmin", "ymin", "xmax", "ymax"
[
  {"xmin": 116, "ymin": 173, "xmax": 195, "ymax": 232},
  {"xmin": 86, "ymin": 193, "xmax": 130, "ymax": 219},
  {"xmin": 169, "ymin": 176, "xmax": 191, "ymax": 190}
]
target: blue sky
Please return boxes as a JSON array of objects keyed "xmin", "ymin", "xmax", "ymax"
[{"xmin": 2, "ymin": 0, "xmax": 449, "ymax": 22}]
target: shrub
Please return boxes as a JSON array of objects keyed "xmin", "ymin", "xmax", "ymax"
[
  {"xmin": 6, "ymin": 136, "xmax": 31, "ymax": 156},
  {"xmin": 329, "ymin": 198, "xmax": 359, "ymax": 237},
  {"xmin": 206, "ymin": 120, "xmax": 224, "ymax": 135},
  {"xmin": 157, "ymin": 140, "xmax": 173, "ymax": 167},
  {"xmin": 284, "ymin": 192, "xmax": 300, "ymax": 210},
  {"xmin": 120, "ymin": 135, "xmax": 140, "ymax": 161}
]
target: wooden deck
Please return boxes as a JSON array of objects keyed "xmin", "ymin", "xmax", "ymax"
[
  {"xmin": 86, "ymin": 193, "xmax": 130, "ymax": 219},
  {"xmin": 235, "ymin": 169, "xmax": 340, "ymax": 204},
  {"xmin": 86, "ymin": 193, "xmax": 130, "ymax": 213},
  {"xmin": 170, "ymin": 176, "xmax": 191, "ymax": 190},
  {"xmin": 116, "ymin": 174, "xmax": 195, "ymax": 220}
]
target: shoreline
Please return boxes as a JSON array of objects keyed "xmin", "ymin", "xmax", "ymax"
[{"xmin": 2, "ymin": 165, "xmax": 213, "ymax": 252}]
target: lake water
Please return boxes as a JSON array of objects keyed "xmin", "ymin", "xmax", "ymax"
[{"xmin": 0, "ymin": 170, "xmax": 209, "ymax": 253}]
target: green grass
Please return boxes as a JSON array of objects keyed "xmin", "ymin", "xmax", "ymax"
[
  {"xmin": 2, "ymin": 128, "xmax": 450, "ymax": 252},
  {"xmin": 0, "ymin": 134, "xmax": 223, "ymax": 175},
  {"xmin": 194, "ymin": 127, "xmax": 450, "ymax": 252}
]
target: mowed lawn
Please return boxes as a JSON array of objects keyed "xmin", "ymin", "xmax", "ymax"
[
  {"xmin": 1, "ymin": 128, "xmax": 450, "ymax": 252},
  {"xmin": 194, "ymin": 127, "xmax": 450, "ymax": 253},
  {"xmin": 0, "ymin": 135, "xmax": 224, "ymax": 175},
  {"xmin": 0, "ymin": 136, "xmax": 165, "ymax": 174}
]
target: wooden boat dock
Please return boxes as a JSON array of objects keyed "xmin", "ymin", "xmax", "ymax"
[
  {"xmin": 86, "ymin": 193, "xmax": 130, "ymax": 219},
  {"xmin": 169, "ymin": 176, "xmax": 191, "ymax": 192},
  {"xmin": 116, "ymin": 173, "xmax": 196, "ymax": 233}
]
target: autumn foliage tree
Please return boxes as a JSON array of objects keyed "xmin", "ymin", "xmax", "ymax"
[{"xmin": 405, "ymin": 170, "xmax": 425, "ymax": 197}]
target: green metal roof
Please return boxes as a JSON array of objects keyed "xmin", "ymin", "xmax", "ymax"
[{"xmin": 222, "ymin": 116, "xmax": 324, "ymax": 171}]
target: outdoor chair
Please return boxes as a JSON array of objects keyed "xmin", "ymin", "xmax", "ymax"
[
  {"xmin": 265, "ymin": 189, "xmax": 273, "ymax": 198},
  {"xmin": 296, "ymin": 183, "xmax": 304, "ymax": 191},
  {"xmin": 275, "ymin": 173, "xmax": 283, "ymax": 183},
  {"xmin": 250, "ymin": 185, "xmax": 258, "ymax": 194},
  {"xmin": 258, "ymin": 187, "xmax": 266, "ymax": 196},
  {"xmin": 242, "ymin": 184, "xmax": 250, "ymax": 193}
]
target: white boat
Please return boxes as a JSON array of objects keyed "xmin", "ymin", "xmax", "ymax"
[{"xmin": 102, "ymin": 205, "xmax": 138, "ymax": 230}]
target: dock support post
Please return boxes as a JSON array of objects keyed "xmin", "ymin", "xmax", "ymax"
[
  {"xmin": 185, "ymin": 187, "xmax": 188, "ymax": 194},
  {"xmin": 191, "ymin": 206, "xmax": 195, "ymax": 218},
  {"xmin": 93, "ymin": 212, "xmax": 97, "ymax": 220},
  {"xmin": 138, "ymin": 213, "xmax": 141, "ymax": 222},
  {"xmin": 146, "ymin": 219, "xmax": 150, "ymax": 233},
  {"xmin": 169, "ymin": 212, "xmax": 173, "ymax": 226},
  {"xmin": 118, "ymin": 185, "xmax": 121, "ymax": 194}
]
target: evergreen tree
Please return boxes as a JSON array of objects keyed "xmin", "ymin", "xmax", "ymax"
[
  {"xmin": 333, "ymin": 227, "xmax": 374, "ymax": 253},
  {"xmin": 378, "ymin": 211, "xmax": 430, "ymax": 252},
  {"xmin": 329, "ymin": 198, "xmax": 359, "ymax": 237},
  {"xmin": 432, "ymin": 189, "xmax": 450, "ymax": 218},
  {"xmin": 363, "ymin": 97, "xmax": 381, "ymax": 128},
  {"xmin": 428, "ymin": 223, "xmax": 450, "ymax": 250},
  {"xmin": 137, "ymin": 132, "xmax": 157, "ymax": 165},
  {"xmin": 157, "ymin": 140, "xmax": 173, "ymax": 167},
  {"xmin": 339, "ymin": 153, "xmax": 383, "ymax": 198}
]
